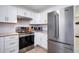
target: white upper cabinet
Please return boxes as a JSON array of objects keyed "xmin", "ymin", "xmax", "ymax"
[
  {"xmin": 17, "ymin": 8, "xmax": 33, "ymax": 18},
  {"xmin": 30, "ymin": 12, "xmax": 47, "ymax": 24},
  {"xmin": 75, "ymin": 6, "xmax": 79, "ymax": 17},
  {"xmin": 39, "ymin": 12, "xmax": 47, "ymax": 24},
  {"xmin": 30, "ymin": 13, "xmax": 38, "ymax": 24},
  {"xmin": 0, "ymin": 6, "xmax": 8, "ymax": 22},
  {"xmin": 7, "ymin": 6, "xmax": 17, "ymax": 23},
  {"xmin": 17, "ymin": 8, "xmax": 26, "ymax": 16},
  {"xmin": 0, "ymin": 6, "xmax": 17, "ymax": 23}
]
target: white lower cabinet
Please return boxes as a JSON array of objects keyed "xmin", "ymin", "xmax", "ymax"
[
  {"xmin": 34, "ymin": 32, "xmax": 41, "ymax": 46},
  {"xmin": 34, "ymin": 32, "xmax": 48, "ymax": 49},
  {"xmin": 5, "ymin": 46, "xmax": 19, "ymax": 53},
  {"xmin": 41, "ymin": 33, "xmax": 47, "ymax": 49},
  {"xmin": 0, "ymin": 37, "xmax": 4, "ymax": 53},
  {"xmin": 0, "ymin": 34, "xmax": 19, "ymax": 53},
  {"xmin": 74, "ymin": 37, "xmax": 79, "ymax": 53}
]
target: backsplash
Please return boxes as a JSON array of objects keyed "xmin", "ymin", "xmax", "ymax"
[
  {"xmin": 30, "ymin": 24, "xmax": 47, "ymax": 32},
  {"xmin": 16, "ymin": 19, "xmax": 30, "ymax": 27},
  {"xmin": 0, "ymin": 20, "xmax": 31, "ymax": 33},
  {"xmin": 0, "ymin": 23, "xmax": 16, "ymax": 33}
]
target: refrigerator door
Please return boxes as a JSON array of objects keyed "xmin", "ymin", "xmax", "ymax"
[
  {"xmin": 64, "ymin": 6, "xmax": 74, "ymax": 45},
  {"xmin": 48, "ymin": 11, "xmax": 59, "ymax": 40}
]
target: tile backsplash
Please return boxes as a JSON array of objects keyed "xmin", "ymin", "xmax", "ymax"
[
  {"xmin": 0, "ymin": 20, "xmax": 31, "ymax": 33},
  {"xmin": 0, "ymin": 23, "xmax": 16, "ymax": 33},
  {"xmin": 16, "ymin": 19, "xmax": 30, "ymax": 27}
]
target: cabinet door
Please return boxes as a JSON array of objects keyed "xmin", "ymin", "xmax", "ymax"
[
  {"xmin": 74, "ymin": 37, "xmax": 79, "ymax": 53},
  {"xmin": 34, "ymin": 32, "xmax": 41, "ymax": 46},
  {"xmin": 38, "ymin": 33, "xmax": 42, "ymax": 46},
  {"xmin": 75, "ymin": 6, "xmax": 79, "ymax": 17},
  {"xmin": 35, "ymin": 32, "xmax": 48, "ymax": 49},
  {"xmin": 40, "ymin": 12, "xmax": 47, "ymax": 24},
  {"xmin": 41, "ymin": 33, "xmax": 48, "ymax": 49},
  {"xmin": 0, "ymin": 6, "xmax": 8, "ymax": 22},
  {"xmin": 4, "ymin": 35, "xmax": 19, "ymax": 53},
  {"xmin": 34, "ymin": 14, "xmax": 41, "ymax": 24},
  {"xmin": 30, "ymin": 13, "xmax": 38, "ymax": 24},
  {"xmin": 5, "ymin": 46, "xmax": 19, "ymax": 53},
  {"xmin": 0, "ymin": 37, "xmax": 4, "ymax": 53},
  {"xmin": 7, "ymin": 6, "xmax": 17, "ymax": 23},
  {"xmin": 25, "ymin": 11, "xmax": 31, "ymax": 18},
  {"xmin": 17, "ymin": 8, "xmax": 32, "ymax": 18},
  {"xmin": 17, "ymin": 8, "xmax": 24, "ymax": 16}
]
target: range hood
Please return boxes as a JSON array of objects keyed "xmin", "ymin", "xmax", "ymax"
[{"xmin": 17, "ymin": 15, "xmax": 32, "ymax": 20}]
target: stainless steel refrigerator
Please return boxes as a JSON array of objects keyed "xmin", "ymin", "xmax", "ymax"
[{"xmin": 48, "ymin": 6, "xmax": 74, "ymax": 53}]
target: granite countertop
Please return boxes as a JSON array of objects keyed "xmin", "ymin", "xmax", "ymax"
[{"xmin": 0, "ymin": 33, "xmax": 18, "ymax": 37}]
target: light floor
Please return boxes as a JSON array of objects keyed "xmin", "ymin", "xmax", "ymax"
[{"xmin": 27, "ymin": 46, "xmax": 47, "ymax": 53}]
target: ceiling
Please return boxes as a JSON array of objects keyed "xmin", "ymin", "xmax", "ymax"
[{"xmin": 15, "ymin": 5, "xmax": 55, "ymax": 12}]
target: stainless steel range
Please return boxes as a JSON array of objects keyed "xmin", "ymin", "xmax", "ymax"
[{"xmin": 16, "ymin": 27, "xmax": 34, "ymax": 53}]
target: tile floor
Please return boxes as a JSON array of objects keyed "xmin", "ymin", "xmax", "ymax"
[{"xmin": 27, "ymin": 46, "xmax": 47, "ymax": 53}]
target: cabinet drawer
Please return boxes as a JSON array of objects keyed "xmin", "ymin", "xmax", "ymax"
[
  {"xmin": 5, "ymin": 46, "xmax": 19, "ymax": 53},
  {"xmin": 5, "ymin": 39, "xmax": 19, "ymax": 49},
  {"xmin": 5, "ymin": 35, "xmax": 18, "ymax": 41}
]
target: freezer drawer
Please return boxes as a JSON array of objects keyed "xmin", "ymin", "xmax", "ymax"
[{"xmin": 48, "ymin": 40, "xmax": 73, "ymax": 53}]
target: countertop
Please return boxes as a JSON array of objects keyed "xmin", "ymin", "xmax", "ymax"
[
  {"xmin": 33, "ymin": 31, "xmax": 47, "ymax": 34},
  {"xmin": 0, "ymin": 33, "xmax": 18, "ymax": 37}
]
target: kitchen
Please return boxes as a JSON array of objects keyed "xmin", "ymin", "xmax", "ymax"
[{"xmin": 0, "ymin": 5, "xmax": 78, "ymax": 53}]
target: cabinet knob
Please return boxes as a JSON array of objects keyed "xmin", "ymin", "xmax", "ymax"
[{"xmin": 10, "ymin": 42, "xmax": 15, "ymax": 45}]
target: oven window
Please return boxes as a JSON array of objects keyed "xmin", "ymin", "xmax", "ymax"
[{"xmin": 19, "ymin": 35, "xmax": 34, "ymax": 49}]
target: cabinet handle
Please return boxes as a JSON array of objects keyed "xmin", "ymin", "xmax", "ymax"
[
  {"xmin": 10, "ymin": 49, "xmax": 15, "ymax": 52},
  {"xmin": 5, "ymin": 17, "xmax": 7, "ymax": 21},
  {"xmin": 10, "ymin": 37, "xmax": 15, "ymax": 39},
  {"xmin": 10, "ymin": 42, "xmax": 15, "ymax": 45},
  {"xmin": 7, "ymin": 17, "xmax": 9, "ymax": 21}
]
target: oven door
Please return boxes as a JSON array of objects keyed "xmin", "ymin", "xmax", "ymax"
[{"xmin": 19, "ymin": 35, "xmax": 34, "ymax": 49}]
